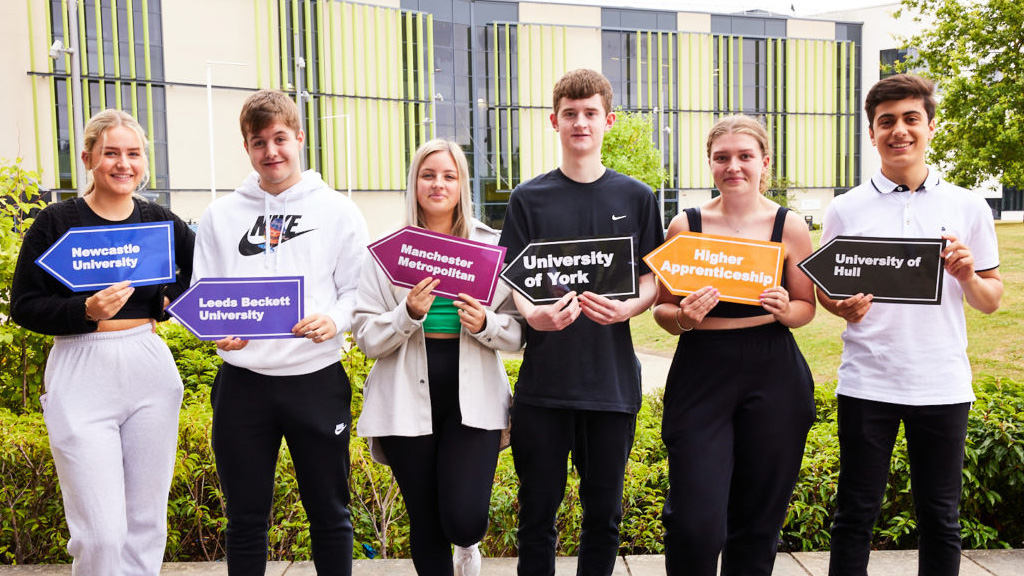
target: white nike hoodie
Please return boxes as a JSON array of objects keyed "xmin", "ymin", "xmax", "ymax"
[{"xmin": 193, "ymin": 170, "xmax": 368, "ymax": 376}]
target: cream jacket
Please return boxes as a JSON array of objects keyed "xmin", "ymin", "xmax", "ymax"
[{"xmin": 352, "ymin": 220, "xmax": 523, "ymax": 463}]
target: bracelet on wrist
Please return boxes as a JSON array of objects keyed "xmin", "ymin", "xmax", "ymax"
[{"xmin": 674, "ymin": 308, "xmax": 693, "ymax": 333}]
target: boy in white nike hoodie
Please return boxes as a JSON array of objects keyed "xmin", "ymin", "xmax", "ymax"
[{"xmin": 193, "ymin": 90, "xmax": 368, "ymax": 576}]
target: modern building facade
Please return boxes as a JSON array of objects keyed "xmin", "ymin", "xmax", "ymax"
[{"xmin": 6, "ymin": 0, "xmax": 954, "ymax": 237}]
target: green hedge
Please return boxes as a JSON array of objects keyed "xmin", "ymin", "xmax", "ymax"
[{"xmin": 2, "ymin": 323, "xmax": 1023, "ymax": 564}]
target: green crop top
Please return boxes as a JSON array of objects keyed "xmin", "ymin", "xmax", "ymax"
[{"xmin": 422, "ymin": 297, "xmax": 461, "ymax": 333}]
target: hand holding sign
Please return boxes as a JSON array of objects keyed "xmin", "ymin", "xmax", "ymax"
[
  {"xmin": 36, "ymin": 222, "xmax": 174, "ymax": 291},
  {"xmin": 85, "ymin": 280, "xmax": 134, "ymax": 321},
  {"xmin": 368, "ymin": 226, "xmax": 506, "ymax": 306},
  {"xmin": 798, "ymin": 236, "xmax": 945, "ymax": 304},
  {"xmin": 644, "ymin": 232, "xmax": 785, "ymax": 305},
  {"xmin": 501, "ymin": 236, "xmax": 638, "ymax": 304},
  {"xmin": 166, "ymin": 277, "xmax": 305, "ymax": 340}
]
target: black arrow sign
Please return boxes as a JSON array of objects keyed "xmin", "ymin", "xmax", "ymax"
[
  {"xmin": 798, "ymin": 236, "xmax": 946, "ymax": 305},
  {"xmin": 500, "ymin": 235, "xmax": 637, "ymax": 304}
]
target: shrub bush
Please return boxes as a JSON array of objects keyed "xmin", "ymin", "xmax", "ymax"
[{"xmin": 3, "ymin": 326, "xmax": 1023, "ymax": 563}]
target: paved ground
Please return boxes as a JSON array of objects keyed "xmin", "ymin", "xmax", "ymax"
[{"xmin": 1, "ymin": 550, "xmax": 1022, "ymax": 574}]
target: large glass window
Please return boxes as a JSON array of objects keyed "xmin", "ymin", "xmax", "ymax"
[
  {"xmin": 403, "ymin": 0, "xmax": 518, "ymax": 226},
  {"xmin": 49, "ymin": 0, "xmax": 168, "ymax": 203}
]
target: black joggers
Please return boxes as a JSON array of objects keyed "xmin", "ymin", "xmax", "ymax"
[{"xmin": 212, "ymin": 362, "xmax": 354, "ymax": 576}]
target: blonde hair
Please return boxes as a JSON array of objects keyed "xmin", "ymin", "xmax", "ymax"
[
  {"xmin": 405, "ymin": 140, "xmax": 473, "ymax": 239},
  {"xmin": 82, "ymin": 109, "xmax": 150, "ymax": 196},
  {"xmin": 706, "ymin": 115, "xmax": 772, "ymax": 193}
]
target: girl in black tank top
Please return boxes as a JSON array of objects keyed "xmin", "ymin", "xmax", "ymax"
[{"xmin": 649, "ymin": 115, "xmax": 818, "ymax": 576}]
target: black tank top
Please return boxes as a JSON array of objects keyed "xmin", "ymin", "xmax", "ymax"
[{"xmin": 684, "ymin": 205, "xmax": 789, "ymax": 319}]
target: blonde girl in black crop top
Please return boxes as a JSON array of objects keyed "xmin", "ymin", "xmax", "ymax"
[{"xmin": 652, "ymin": 115, "xmax": 816, "ymax": 333}]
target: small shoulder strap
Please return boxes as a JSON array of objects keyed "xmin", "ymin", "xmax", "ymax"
[
  {"xmin": 684, "ymin": 207, "xmax": 701, "ymax": 233},
  {"xmin": 770, "ymin": 206, "xmax": 789, "ymax": 243}
]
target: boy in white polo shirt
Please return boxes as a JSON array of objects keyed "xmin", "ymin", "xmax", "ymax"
[{"xmin": 818, "ymin": 74, "xmax": 1003, "ymax": 576}]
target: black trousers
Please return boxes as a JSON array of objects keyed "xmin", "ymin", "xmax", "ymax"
[
  {"xmin": 511, "ymin": 402, "xmax": 637, "ymax": 576},
  {"xmin": 211, "ymin": 362, "xmax": 353, "ymax": 576},
  {"xmin": 379, "ymin": 338, "xmax": 502, "ymax": 576},
  {"xmin": 661, "ymin": 322, "xmax": 815, "ymax": 576},
  {"xmin": 828, "ymin": 396, "xmax": 970, "ymax": 576}
]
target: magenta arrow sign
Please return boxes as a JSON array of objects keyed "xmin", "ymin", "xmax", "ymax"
[{"xmin": 367, "ymin": 226, "xmax": 506, "ymax": 306}]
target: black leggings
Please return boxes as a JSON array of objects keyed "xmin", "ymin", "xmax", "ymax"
[
  {"xmin": 661, "ymin": 322, "xmax": 815, "ymax": 576},
  {"xmin": 379, "ymin": 338, "xmax": 502, "ymax": 576},
  {"xmin": 211, "ymin": 362, "xmax": 353, "ymax": 576}
]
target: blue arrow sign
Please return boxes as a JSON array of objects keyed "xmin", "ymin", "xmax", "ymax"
[
  {"xmin": 166, "ymin": 277, "xmax": 305, "ymax": 340},
  {"xmin": 35, "ymin": 222, "xmax": 175, "ymax": 291}
]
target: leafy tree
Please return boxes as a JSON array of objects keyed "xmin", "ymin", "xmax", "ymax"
[
  {"xmin": 0, "ymin": 159, "xmax": 50, "ymax": 414},
  {"xmin": 897, "ymin": 0, "xmax": 1024, "ymax": 189},
  {"xmin": 601, "ymin": 109, "xmax": 668, "ymax": 192}
]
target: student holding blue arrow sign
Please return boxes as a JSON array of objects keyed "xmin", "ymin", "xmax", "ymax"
[{"xmin": 11, "ymin": 109, "xmax": 195, "ymax": 576}]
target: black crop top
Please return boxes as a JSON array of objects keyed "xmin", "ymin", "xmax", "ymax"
[
  {"xmin": 685, "ymin": 206, "xmax": 789, "ymax": 319},
  {"xmin": 10, "ymin": 196, "xmax": 194, "ymax": 336}
]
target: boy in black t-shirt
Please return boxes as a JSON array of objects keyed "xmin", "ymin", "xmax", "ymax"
[{"xmin": 498, "ymin": 68, "xmax": 664, "ymax": 576}]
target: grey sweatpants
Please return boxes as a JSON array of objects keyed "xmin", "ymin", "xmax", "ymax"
[{"xmin": 42, "ymin": 323, "xmax": 183, "ymax": 576}]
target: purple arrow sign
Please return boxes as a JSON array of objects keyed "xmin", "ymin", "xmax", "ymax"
[
  {"xmin": 367, "ymin": 226, "xmax": 507, "ymax": 306},
  {"xmin": 166, "ymin": 277, "xmax": 304, "ymax": 340}
]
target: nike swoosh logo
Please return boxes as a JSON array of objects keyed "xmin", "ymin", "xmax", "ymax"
[
  {"xmin": 612, "ymin": 215, "xmax": 627, "ymax": 221},
  {"xmin": 238, "ymin": 229, "xmax": 315, "ymax": 256},
  {"xmin": 334, "ymin": 423, "xmax": 347, "ymax": 435}
]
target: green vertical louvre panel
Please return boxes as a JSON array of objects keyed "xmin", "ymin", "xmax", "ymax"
[
  {"xmin": 254, "ymin": 0, "xmax": 262, "ymax": 88},
  {"xmin": 717, "ymin": 35, "xmax": 724, "ymax": 114},
  {"xmin": 389, "ymin": 9, "xmax": 402, "ymax": 189},
  {"xmin": 110, "ymin": 1, "xmax": 121, "ymax": 108},
  {"xmin": 661, "ymin": 32, "xmax": 673, "ymax": 189},
  {"xmin": 768, "ymin": 46, "xmax": 774, "ymax": 181},
  {"xmin": 319, "ymin": 0, "xmax": 336, "ymax": 186},
  {"xmin": 492, "ymin": 24, "xmax": 500, "ymax": 187},
  {"xmin": 848, "ymin": 41, "xmax": 856, "ymax": 187},
  {"xmin": 140, "ymin": 0, "xmax": 155, "ymax": 169},
  {"xmin": 426, "ymin": 14, "xmax": 435, "ymax": 143},
  {"xmin": 504, "ymin": 23, "xmax": 512, "ymax": 189},
  {"xmin": 304, "ymin": 0, "xmax": 315, "ymax": 168},
  {"xmin": 64, "ymin": 0, "xmax": 76, "ymax": 188},
  {"xmin": 737, "ymin": 36, "xmax": 743, "ymax": 114},
  {"xmin": 315, "ymin": 0, "xmax": 330, "ymax": 184},
  {"xmin": 28, "ymin": 0, "xmax": 44, "ymax": 175},
  {"xmin": 78, "ymin": 3, "xmax": 91, "ymax": 119},
  {"xmin": 278, "ymin": 0, "xmax": 288, "ymax": 89},
  {"xmin": 94, "ymin": 0, "xmax": 105, "ymax": 109},
  {"xmin": 785, "ymin": 39, "xmax": 795, "ymax": 185},
  {"xmin": 404, "ymin": 12, "xmax": 414, "ymax": 167},
  {"xmin": 415, "ymin": 12, "xmax": 425, "ymax": 132},
  {"xmin": 646, "ymin": 31, "xmax": 653, "ymax": 109}
]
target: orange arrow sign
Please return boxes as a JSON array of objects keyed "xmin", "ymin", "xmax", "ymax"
[{"xmin": 644, "ymin": 232, "xmax": 786, "ymax": 305}]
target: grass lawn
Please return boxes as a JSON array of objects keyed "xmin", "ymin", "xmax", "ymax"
[{"xmin": 631, "ymin": 221, "xmax": 1024, "ymax": 385}]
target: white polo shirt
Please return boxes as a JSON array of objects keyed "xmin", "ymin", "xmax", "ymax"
[{"xmin": 821, "ymin": 168, "xmax": 1000, "ymax": 405}]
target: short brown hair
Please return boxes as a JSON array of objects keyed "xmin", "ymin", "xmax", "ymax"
[
  {"xmin": 552, "ymin": 69, "xmax": 613, "ymax": 116},
  {"xmin": 239, "ymin": 90, "xmax": 302, "ymax": 140},
  {"xmin": 865, "ymin": 74, "xmax": 936, "ymax": 126}
]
